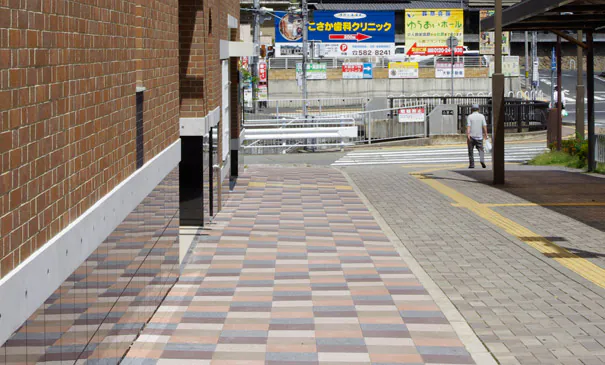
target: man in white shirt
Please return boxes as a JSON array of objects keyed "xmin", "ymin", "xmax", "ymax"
[{"xmin": 466, "ymin": 104, "xmax": 488, "ymax": 169}]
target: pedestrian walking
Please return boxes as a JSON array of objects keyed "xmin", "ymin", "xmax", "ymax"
[{"xmin": 466, "ymin": 104, "xmax": 488, "ymax": 169}]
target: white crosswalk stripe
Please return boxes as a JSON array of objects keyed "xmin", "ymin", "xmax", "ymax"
[{"xmin": 332, "ymin": 144, "xmax": 548, "ymax": 166}]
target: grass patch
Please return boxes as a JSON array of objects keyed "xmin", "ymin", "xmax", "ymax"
[
  {"xmin": 529, "ymin": 151, "xmax": 584, "ymax": 168},
  {"xmin": 530, "ymin": 152, "xmax": 605, "ymax": 173}
]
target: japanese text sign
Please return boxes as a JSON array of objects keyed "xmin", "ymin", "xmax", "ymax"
[
  {"xmin": 405, "ymin": 9, "xmax": 463, "ymax": 50},
  {"xmin": 480, "ymin": 10, "xmax": 510, "ymax": 55}
]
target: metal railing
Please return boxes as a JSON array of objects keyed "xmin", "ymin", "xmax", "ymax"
[
  {"xmin": 268, "ymin": 56, "xmax": 490, "ymax": 69},
  {"xmin": 458, "ymin": 100, "xmax": 549, "ymax": 133},
  {"xmin": 597, "ymin": 135, "xmax": 605, "ymax": 163},
  {"xmin": 242, "ymin": 117, "xmax": 359, "ymax": 155},
  {"xmin": 245, "ymin": 97, "xmax": 371, "ymax": 120},
  {"xmin": 389, "ymin": 96, "xmax": 493, "ymax": 121}
]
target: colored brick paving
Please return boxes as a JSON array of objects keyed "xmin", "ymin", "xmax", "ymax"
[
  {"xmin": 122, "ymin": 167, "xmax": 476, "ymax": 365},
  {"xmin": 0, "ymin": 169, "xmax": 180, "ymax": 364}
]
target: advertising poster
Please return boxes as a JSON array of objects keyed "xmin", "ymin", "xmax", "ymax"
[
  {"xmin": 405, "ymin": 9, "xmax": 463, "ymax": 54},
  {"xmin": 296, "ymin": 63, "xmax": 328, "ymax": 80},
  {"xmin": 342, "ymin": 63, "xmax": 373, "ymax": 79},
  {"xmin": 388, "ymin": 62, "xmax": 419, "ymax": 79},
  {"xmin": 435, "ymin": 60, "xmax": 465, "ymax": 78},
  {"xmin": 275, "ymin": 11, "xmax": 395, "ymax": 58},
  {"xmin": 257, "ymin": 84, "xmax": 268, "ymax": 101},
  {"xmin": 480, "ymin": 10, "xmax": 510, "ymax": 55},
  {"xmin": 258, "ymin": 61, "xmax": 267, "ymax": 83},
  {"xmin": 489, "ymin": 56, "xmax": 520, "ymax": 77},
  {"xmin": 398, "ymin": 107, "xmax": 426, "ymax": 123}
]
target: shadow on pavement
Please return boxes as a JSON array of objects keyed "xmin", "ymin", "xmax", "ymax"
[{"xmin": 456, "ymin": 169, "xmax": 605, "ymax": 233}]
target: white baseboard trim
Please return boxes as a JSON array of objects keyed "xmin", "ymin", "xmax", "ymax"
[{"xmin": 0, "ymin": 140, "xmax": 181, "ymax": 346}]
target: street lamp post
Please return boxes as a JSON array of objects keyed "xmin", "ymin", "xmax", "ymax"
[{"xmin": 251, "ymin": 0, "xmax": 260, "ymax": 114}]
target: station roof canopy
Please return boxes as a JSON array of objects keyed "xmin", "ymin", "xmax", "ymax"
[
  {"xmin": 312, "ymin": 1, "xmax": 466, "ymax": 11},
  {"xmin": 481, "ymin": 0, "xmax": 605, "ymax": 32}
]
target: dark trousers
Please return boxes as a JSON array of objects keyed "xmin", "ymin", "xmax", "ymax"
[{"xmin": 468, "ymin": 137, "xmax": 485, "ymax": 166}]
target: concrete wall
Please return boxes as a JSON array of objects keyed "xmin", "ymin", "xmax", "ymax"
[{"xmin": 268, "ymin": 76, "xmax": 521, "ymax": 99}]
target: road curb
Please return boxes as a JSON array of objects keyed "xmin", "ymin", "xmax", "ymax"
[{"xmin": 339, "ymin": 168, "xmax": 499, "ymax": 365}]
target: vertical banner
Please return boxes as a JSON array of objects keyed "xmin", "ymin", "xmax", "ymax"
[
  {"xmin": 405, "ymin": 9, "xmax": 463, "ymax": 55},
  {"xmin": 480, "ymin": 10, "xmax": 510, "ymax": 55},
  {"xmin": 258, "ymin": 60, "xmax": 267, "ymax": 83}
]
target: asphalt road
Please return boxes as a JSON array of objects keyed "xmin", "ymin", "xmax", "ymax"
[{"xmin": 538, "ymin": 70, "xmax": 605, "ymax": 126}]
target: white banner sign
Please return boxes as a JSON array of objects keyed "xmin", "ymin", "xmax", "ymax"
[
  {"xmin": 275, "ymin": 42, "xmax": 395, "ymax": 58},
  {"xmin": 489, "ymin": 56, "xmax": 520, "ymax": 77},
  {"xmin": 388, "ymin": 62, "xmax": 419, "ymax": 79},
  {"xmin": 398, "ymin": 107, "xmax": 425, "ymax": 123},
  {"xmin": 296, "ymin": 63, "xmax": 327, "ymax": 80},
  {"xmin": 435, "ymin": 60, "xmax": 464, "ymax": 78}
]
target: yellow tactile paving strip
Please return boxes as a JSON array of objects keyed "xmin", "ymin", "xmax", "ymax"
[{"xmin": 410, "ymin": 167, "xmax": 605, "ymax": 289}]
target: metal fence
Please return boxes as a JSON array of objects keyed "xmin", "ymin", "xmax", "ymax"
[
  {"xmin": 458, "ymin": 100, "xmax": 549, "ymax": 134},
  {"xmin": 245, "ymin": 97, "xmax": 371, "ymax": 120},
  {"xmin": 388, "ymin": 96, "xmax": 549, "ymax": 134},
  {"xmin": 242, "ymin": 117, "xmax": 358, "ymax": 155},
  {"xmin": 268, "ymin": 56, "xmax": 490, "ymax": 70},
  {"xmin": 597, "ymin": 134, "xmax": 605, "ymax": 163}
]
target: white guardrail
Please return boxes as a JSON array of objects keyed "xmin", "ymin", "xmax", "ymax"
[{"xmin": 268, "ymin": 56, "xmax": 490, "ymax": 69}]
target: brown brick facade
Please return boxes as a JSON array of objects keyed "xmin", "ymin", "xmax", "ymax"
[{"xmin": 0, "ymin": 0, "xmax": 240, "ymax": 279}]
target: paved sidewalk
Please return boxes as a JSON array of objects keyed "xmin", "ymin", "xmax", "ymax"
[
  {"xmin": 345, "ymin": 164, "xmax": 605, "ymax": 365},
  {"xmin": 122, "ymin": 167, "xmax": 481, "ymax": 365}
]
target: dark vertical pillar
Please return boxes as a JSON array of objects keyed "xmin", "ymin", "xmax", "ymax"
[
  {"xmin": 209, "ymin": 127, "xmax": 214, "ymax": 217},
  {"xmin": 492, "ymin": 0, "xmax": 505, "ymax": 185},
  {"xmin": 587, "ymin": 31, "xmax": 595, "ymax": 172},
  {"xmin": 136, "ymin": 91, "xmax": 144, "ymax": 169},
  {"xmin": 576, "ymin": 30, "xmax": 585, "ymax": 139},
  {"xmin": 556, "ymin": 36, "xmax": 562, "ymax": 150},
  {"xmin": 179, "ymin": 137, "xmax": 205, "ymax": 226}
]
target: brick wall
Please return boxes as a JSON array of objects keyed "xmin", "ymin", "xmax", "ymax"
[{"xmin": 0, "ymin": 0, "xmax": 180, "ymax": 278}]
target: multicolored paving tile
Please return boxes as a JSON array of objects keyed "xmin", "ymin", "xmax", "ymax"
[
  {"xmin": 123, "ymin": 167, "xmax": 475, "ymax": 365},
  {"xmin": 0, "ymin": 169, "xmax": 180, "ymax": 365}
]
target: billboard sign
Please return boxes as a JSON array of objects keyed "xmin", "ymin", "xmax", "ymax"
[
  {"xmin": 275, "ymin": 11, "xmax": 395, "ymax": 58},
  {"xmin": 342, "ymin": 63, "xmax": 373, "ymax": 79},
  {"xmin": 398, "ymin": 107, "xmax": 426, "ymax": 123},
  {"xmin": 480, "ymin": 10, "xmax": 510, "ymax": 55},
  {"xmin": 435, "ymin": 60, "xmax": 464, "ymax": 78},
  {"xmin": 388, "ymin": 62, "xmax": 419, "ymax": 79},
  {"xmin": 296, "ymin": 63, "xmax": 328, "ymax": 80},
  {"xmin": 405, "ymin": 9, "xmax": 464, "ymax": 56},
  {"xmin": 489, "ymin": 56, "xmax": 520, "ymax": 77}
]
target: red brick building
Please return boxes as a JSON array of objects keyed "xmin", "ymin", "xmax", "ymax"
[{"xmin": 0, "ymin": 0, "xmax": 250, "ymax": 357}]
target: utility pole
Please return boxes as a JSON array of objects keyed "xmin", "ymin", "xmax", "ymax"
[
  {"xmin": 301, "ymin": 0, "xmax": 309, "ymax": 117},
  {"xmin": 531, "ymin": 32, "xmax": 537, "ymax": 98},
  {"xmin": 524, "ymin": 31, "xmax": 529, "ymax": 88},
  {"xmin": 252, "ymin": 0, "xmax": 260, "ymax": 114}
]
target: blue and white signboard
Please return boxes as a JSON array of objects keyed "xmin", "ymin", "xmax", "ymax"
[
  {"xmin": 342, "ymin": 62, "xmax": 373, "ymax": 79},
  {"xmin": 275, "ymin": 11, "xmax": 396, "ymax": 58},
  {"xmin": 363, "ymin": 63, "xmax": 373, "ymax": 79}
]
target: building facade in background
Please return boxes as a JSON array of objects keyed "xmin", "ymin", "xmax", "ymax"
[{"xmin": 0, "ymin": 0, "xmax": 249, "ymax": 361}]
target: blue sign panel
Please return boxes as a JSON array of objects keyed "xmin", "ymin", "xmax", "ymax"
[
  {"xmin": 275, "ymin": 11, "xmax": 395, "ymax": 44},
  {"xmin": 551, "ymin": 47, "xmax": 556, "ymax": 71},
  {"xmin": 275, "ymin": 11, "xmax": 396, "ymax": 58},
  {"xmin": 363, "ymin": 63, "xmax": 373, "ymax": 79}
]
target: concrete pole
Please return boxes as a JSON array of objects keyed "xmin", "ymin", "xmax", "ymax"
[
  {"xmin": 451, "ymin": 35, "xmax": 454, "ymax": 96},
  {"xmin": 525, "ymin": 31, "xmax": 529, "ymax": 88},
  {"xmin": 301, "ymin": 0, "xmax": 308, "ymax": 118},
  {"xmin": 493, "ymin": 0, "xmax": 505, "ymax": 184},
  {"xmin": 531, "ymin": 31, "xmax": 538, "ymax": 100},
  {"xmin": 252, "ymin": 0, "xmax": 260, "ymax": 114},
  {"xmin": 576, "ymin": 30, "xmax": 585, "ymax": 139},
  {"xmin": 587, "ymin": 31, "xmax": 595, "ymax": 172}
]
